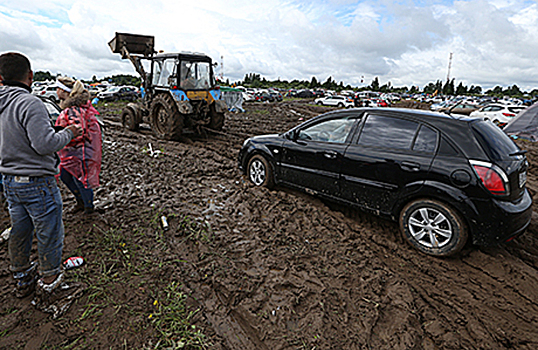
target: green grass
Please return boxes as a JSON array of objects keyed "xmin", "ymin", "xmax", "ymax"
[{"xmin": 149, "ymin": 282, "xmax": 210, "ymax": 349}]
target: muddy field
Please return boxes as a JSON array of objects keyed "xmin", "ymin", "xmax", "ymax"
[{"xmin": 1, "ymin": 99, "xmax": 538, "ymax": 349}]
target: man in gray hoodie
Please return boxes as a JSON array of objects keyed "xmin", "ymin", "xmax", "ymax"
[{"xmin": 0, "ymin": 52, "xmax": 82, "ymax": 315}]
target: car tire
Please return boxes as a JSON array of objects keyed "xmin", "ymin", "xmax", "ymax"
[
  {"xmin": 337, "ymin": 103, "xmax": 344, "ymax": 108},
  {"xmin": 399, "ymin": 199, "xmax": 468, "ymax": 257},
  {"xmin": 247, "ymin": 154, "xmax": 274, "ymax": 188},
  {"xmin": 316, "ymin": 101, "xmax": 322, "ymax": 105}
]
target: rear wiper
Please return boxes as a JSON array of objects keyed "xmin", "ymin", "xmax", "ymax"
[{"xmin": 509, "ymin": 150, "xmax": 527, "ymax": 156}]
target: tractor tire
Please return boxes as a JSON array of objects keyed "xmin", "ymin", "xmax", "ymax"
[
  {"xmin": 208, "ymin": 111, "xmax": 225, "ymax": 131},
  {"xmin": 207, "ymin": 103, "xmax": 225, "ymax": 131},
  {"xmin": 121, "ymin": 107, "xmax": 140, "ymax": 131},
  {"xmin": 150, "ymin": 93, "xmax": 183, "ymax": 140}
]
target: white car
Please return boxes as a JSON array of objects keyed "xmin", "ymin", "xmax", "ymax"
[
  {"xmin": 314, "ymin": 95, "xmax": 354, "ymax": 108},
  {"xmin": 469, "ymin": 104, "xmax": 526, "ymax": 128}
]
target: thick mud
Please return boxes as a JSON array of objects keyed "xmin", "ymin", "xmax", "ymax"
[{"xmin": 1, "ymin": 100, "xmax": 538, "ymax": 349}]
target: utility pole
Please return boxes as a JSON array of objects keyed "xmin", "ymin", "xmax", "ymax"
[
  {"xmin": 220, "ymin": 55, "xmax": 224, "ymax": 81},
  {"xmin": 447, "ymin": 52, "xmax": 453, "ymax": 82}
]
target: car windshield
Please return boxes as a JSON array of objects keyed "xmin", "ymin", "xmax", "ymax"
[
  {"xmin": 471, "ymin": 120, "xmax": 520, "ymax": 161},
  {"xmin": 107, "ymin": 87, "xmax": 120, "ymax": 93}
]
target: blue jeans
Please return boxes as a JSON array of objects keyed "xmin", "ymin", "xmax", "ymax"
[
  {"xmin": 3, "ymin": 175, "xmax": 64, "ymax": 278},
  {"xmin": 59, "ymin": 168, "xmax": 94, "ymax": 209}
]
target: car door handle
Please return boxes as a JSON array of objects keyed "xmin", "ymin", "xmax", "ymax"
[
  {"xmin": 323, "ymin": 151, "xmax": 338, "ymax": 159},
  {"xmin": 401, "ymin": 161, "xmax": 420, "ymax": 172}
]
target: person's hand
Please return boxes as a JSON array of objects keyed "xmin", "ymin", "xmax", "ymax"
[{"xmin": 66, "ymin": 124, "xmax": 82, "ymax": 138}]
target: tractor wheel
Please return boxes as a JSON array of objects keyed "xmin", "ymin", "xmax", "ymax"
[
  {"xmin": 150, "ymin": 93, "xmax": 183, "ymax": 140},
  {"xmin": 208, "ymin": 104, "xmax": 225, "ymax": 131},
  {"xmin": 208, "ymin": 112, "xmax": 225, "ymax": 131},
  {"xmin": 121, "ymin": 107, "xmax": 140, "ymax": 131}
]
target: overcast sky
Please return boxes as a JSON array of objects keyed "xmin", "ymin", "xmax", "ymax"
[{"xmin": 1, "ymin": 0, "xmax": 538, "ymax": 91}]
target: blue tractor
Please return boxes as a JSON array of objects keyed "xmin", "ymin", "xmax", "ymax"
[{"xmin": 109, "ymin": 32, "xmax": 226, "ymax": 140}]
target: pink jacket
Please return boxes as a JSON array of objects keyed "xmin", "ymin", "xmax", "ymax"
[{"xmin": 55, "ymin": 101, "xmax": 102, "ymax": 188}]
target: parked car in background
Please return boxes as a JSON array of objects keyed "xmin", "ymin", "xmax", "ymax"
[
  {"xmin": 37, "ymin": 85, "xmax": 60, "ymax": 103},
  {"xmin": 315, "ymin": 95, "xmax": 354, "ymax": 108},
  {"xmin": 440, "ymin": 102, "xmax": 480, "ymax": 116},
  {"xmin": 97, "ymin": 86, "xmax": 138, "ymax": 102},
  {"xmin": 239, "ymin": 108, "xmax": 532, "ymax": 257},
  {"xmin": 269, "ymin": 90, "xmax": 283, "ymax": 102},
  {"xmin": 254, "ymin": 91, "xmax": 275, "ymax": 102},
  {"xmin": 469, "ymin": 104, "xmax": 526, "ymax": 128},
  {"xmin": 430, "ymin": 100, "xmax": 454, "ymax": 112},
  {"xmin": 296, "ymin": 90, "xmax": 315, "ymax": 98}
]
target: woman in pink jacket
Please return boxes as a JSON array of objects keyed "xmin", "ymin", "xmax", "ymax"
[{"xmin": 55, "ymin": 77, "xmax": 102, "ymax": 214}]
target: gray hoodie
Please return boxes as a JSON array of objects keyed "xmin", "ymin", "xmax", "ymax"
[{"xmin": 0, "ymin": 85, "xmax": 73, "ymax": 176}]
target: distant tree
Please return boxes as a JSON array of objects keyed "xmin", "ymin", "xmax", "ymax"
[
  {"xmin": 456, "ymin": 82, "xmax": 467, "ymax": 95},
  {"xmin": 103, "ymin": 74, "xmax": 141, "ymax": 86},
  {"xmin": 443, "ymin": 79, "xmax": 455, "ymax": 95},
  {"xmin": 34, "ymin": 71, "xmax": 56, "ymax": 82},
  {"xmin": 322, "ymin": 76, "xmax": 334, "ymax": 89},
  {"xmin": 505, "ymin": 84, "xmax": 522, "ymax": 96},
  {"xmin": 310, "ymin": 76, "xmax": 319, "ymax": 88},
  {"xmin": 469, "ymin": 85, "xmax": 482, "ymax": 94},
  {"xmin": 492, "ymin": 86, "xmax": 503, "ymax": 94},
  {"xmin": 370, "ymin": 77, "xmax": 380, "ymax": 91},
  {"xmin": 423, "ymin": 82, "xmax": 436, "ymax": 94}
]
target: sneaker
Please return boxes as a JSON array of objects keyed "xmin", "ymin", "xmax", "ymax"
[
  {"xmin": 13, "ymin": 261, "xmax": 38, "ymax": 298},
  {"xmin": 32, "ymin": 272, "xmax": 86, "ymax": 319}
]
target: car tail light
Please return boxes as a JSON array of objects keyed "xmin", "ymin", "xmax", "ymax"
[
  {"xmin": 470, "ymin": 160, "xmax": 509, "ymax": 196},
  {"xmin": 40, "ymin": 91, "xmax": 45, "ymax": 95},
  {"xmin": 502, "ymin": 113, "xmax": 515, "ymax": 117}
]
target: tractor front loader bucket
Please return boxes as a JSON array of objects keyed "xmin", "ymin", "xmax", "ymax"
[{"xmin": 108, "ymin": 32, "xmax": 155, "ymax": 58}]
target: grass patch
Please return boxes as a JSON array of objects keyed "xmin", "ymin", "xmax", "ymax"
[{"xmin": 149, "ymin": 282, "xmax": 210, "ymax": 349}]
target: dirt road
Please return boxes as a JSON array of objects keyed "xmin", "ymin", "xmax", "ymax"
[{"xmin": 1, "ymin": 100, "xmax": 538, "ymax": 349}]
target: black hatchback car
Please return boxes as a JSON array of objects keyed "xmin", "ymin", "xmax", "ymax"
[{"xmin": 238, "ymin": 108, "xmax": 533, "ymax": 257}]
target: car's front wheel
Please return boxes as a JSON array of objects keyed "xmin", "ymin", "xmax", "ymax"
[
  {"xmin": 247, "ymin": 155, "xmax": 274, "ymax": 188},
  {"xmin": 399, "ymin": 199, "xmax": 468, "ymax": 257}
]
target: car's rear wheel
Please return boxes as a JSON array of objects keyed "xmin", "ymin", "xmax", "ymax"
[
  {"xmin": 247, "ymin": 155, "xmax": 274, "ymax": 188},
  {"xmin": 399, "ymin": 199, "xmax": 468, "ymax": 257},
  {"xmin": 337, "ymin": 103, "xmax": 344, "ymax": 108}
]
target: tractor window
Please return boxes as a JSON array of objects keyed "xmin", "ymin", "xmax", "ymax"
[
  {"xmin": 195, "ymin": 63, "xmax": 211, "ymax": 89},
  {"xmin": 152, "ymin": 61, "xmax": 162, "ymax": 86},
  {"xmin": 156, "ymin": 59, "xmax": 177, "ymax": 87},
  {"xmin": 180, "ymin": 61, "xmax": 213, "ymax": 90}
]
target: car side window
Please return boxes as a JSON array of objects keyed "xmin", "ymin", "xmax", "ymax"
[
  {"xmin": 298, "ymin": 118, "xmax": 355, "ymax": 143},
  {"xmin": 357, "ymin": 115, "xmax": 418, "ymax": 150},
  {"xmin": 413, "ymin": 125, "xmax": 437, "ymax": 153}
]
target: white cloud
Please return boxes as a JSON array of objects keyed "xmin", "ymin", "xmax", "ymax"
[{"xmin": 1, "ymin": 0, "xmax": 538, "ymax": 91}]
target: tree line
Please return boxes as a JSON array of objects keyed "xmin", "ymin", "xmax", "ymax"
[{"xmin": 33, "ymin": 70, "xmax": 537, "ymax": 99}]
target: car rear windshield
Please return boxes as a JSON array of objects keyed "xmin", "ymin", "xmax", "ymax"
[{"xmin": 471, "ymin": 120, "xmax": 520, "ymax": 161}]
